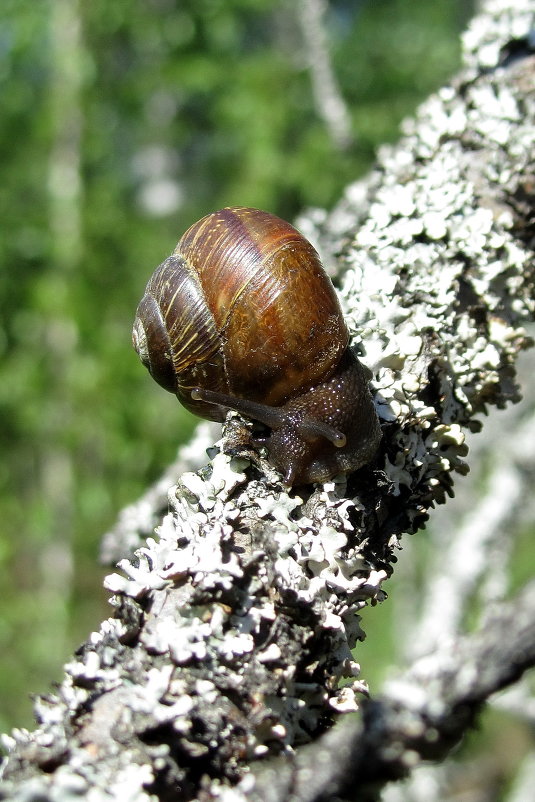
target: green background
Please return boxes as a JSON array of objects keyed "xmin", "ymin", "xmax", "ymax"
[{"xmin": 1, "ymin": 0, "xmax": 486, "ymax": 750}]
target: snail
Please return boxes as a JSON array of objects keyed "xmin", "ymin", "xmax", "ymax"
[{"xmin": 132, "ymin": 206, "xmax": 381, "ymax": 485}]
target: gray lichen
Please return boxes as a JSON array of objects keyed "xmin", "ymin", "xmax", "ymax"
[
  {"xmin": 334, "ymin": 3, "xmax": 534, "ymax": 536},
  {"xmin": 1, "ymin": 1, "xmax": 535, "ymax": 800}
]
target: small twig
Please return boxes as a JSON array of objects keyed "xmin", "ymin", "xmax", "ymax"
[{"xmin": 298, "ymin": 0, "xmax": 353, "ymax": 149}]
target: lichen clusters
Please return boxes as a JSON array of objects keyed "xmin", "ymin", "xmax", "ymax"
[
  {"xmin": 339, "ymin": 32, "xmax": 533, "ymax": 525},
  {"xmin": 106, "ymin": 450, "xmax": 387, "ymax": 722},
  {"xmin": 2, "ymin": 451, "xmax": 387, "ymax": 800}
]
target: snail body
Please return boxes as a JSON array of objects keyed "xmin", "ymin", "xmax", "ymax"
[{"xmin": 133, "ymin": 207, "xmax": 381, "ymax": 485}]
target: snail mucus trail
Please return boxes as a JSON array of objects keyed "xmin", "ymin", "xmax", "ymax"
[{"xmin": 132, "ymin": 206, "xmax": 381, "ymax": 485}]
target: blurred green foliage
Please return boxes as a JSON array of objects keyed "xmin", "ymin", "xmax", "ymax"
[{"xmin": 0, "ymin": 0, "xmax": 471, "ymax": 731}]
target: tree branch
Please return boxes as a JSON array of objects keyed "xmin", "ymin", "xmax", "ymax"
[
  {"xmin": 249, "ymin": 579, "xmax": 535, "ymax": 802},
  {"xmin": 1, "ymin": 1, "xmax": 535, "ymax": 800}
]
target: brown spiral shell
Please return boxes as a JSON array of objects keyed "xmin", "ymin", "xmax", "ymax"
[{"xmin": 133, "ymin": 207, "xmax": 381, "ymax": 484}]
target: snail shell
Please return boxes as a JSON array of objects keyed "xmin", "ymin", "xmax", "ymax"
[{"xmin": 133, "ymin": 207, "xmax": 381, "ymax": 485}]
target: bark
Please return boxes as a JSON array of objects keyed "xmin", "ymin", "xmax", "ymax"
[
  {"xmin": 2, "ymin": 1, "xmax": 535, "ymax": 800},
  {"xmin": 249, "ymin": 579, "xmax": 535, "ymax": 802}
]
